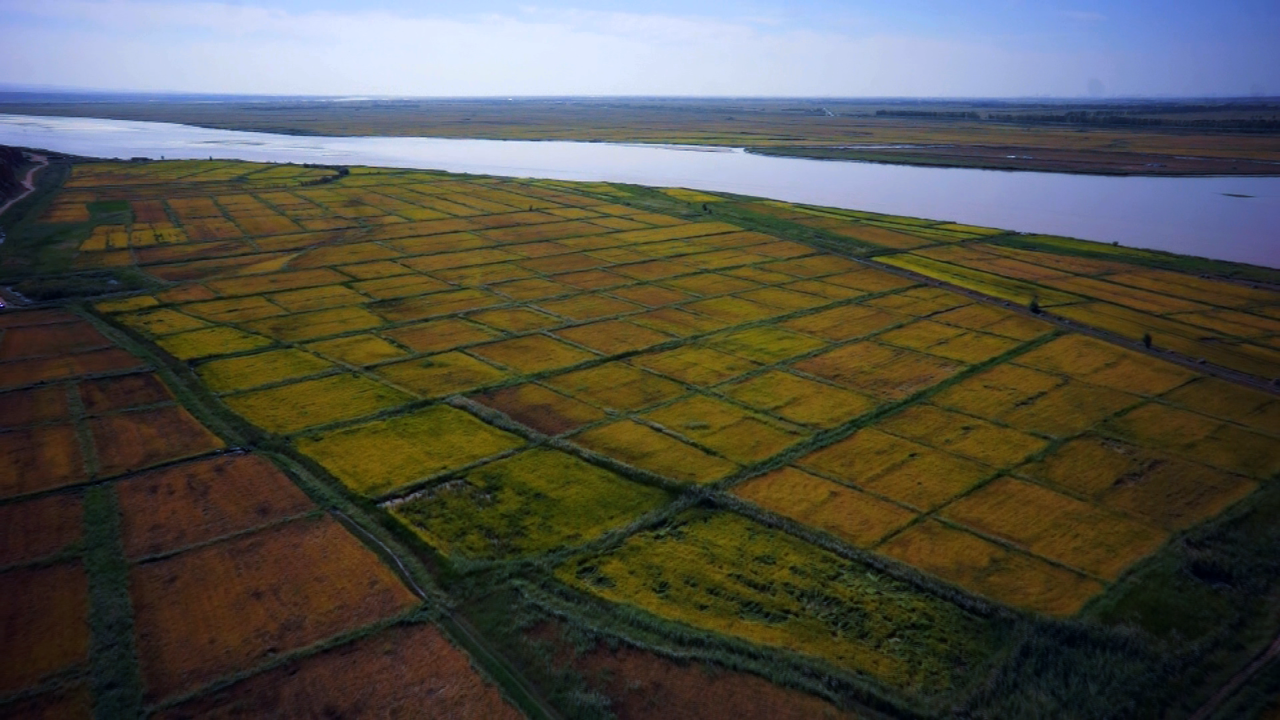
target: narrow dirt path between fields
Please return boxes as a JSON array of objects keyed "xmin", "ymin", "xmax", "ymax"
[
  {"xmin": 0, "ymin": 152, "xmax": 48, "ymax": 224},
  {"xmin": 1189, "ymin": 631, "xmax": 1280, "ymax": 720}
]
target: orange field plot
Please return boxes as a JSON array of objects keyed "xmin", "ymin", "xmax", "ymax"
[
  {"xmin": 350, "ymin": 274, "xmax": 452, "ymax": 300},
  {"xmin": 737, "ymin": 287, "xmax": 831, "ymax": 313},
  {"xmin": 660, "ymin": 272, "xmax": 759, "ymax": 298},
  {"xmin": 734, "ymin": 467, "xmax": 915, "ymax": 547},
  {"xmin": 392, "ymin": 448, "xmax": 669, "ymax": 561},
  {"xmin": 941, "ymin": 477, "xmax": 1168, "ymax": 580},
  {"xmin": 1161, "ymin": 377, "xmax": 1280, "ymax": 435},
  {"xmin": 1171, "ymin": 308, "xmax": 1280, "ymax": 338},
  {"xmin": 490, "ymin": 276, "xmax": 575, "ymax": 301},
  {"xmin": 157, "ymin": 623, "xmax": 523, "ymax": 720},
  {"xmin": 196, "ymin": 349, "xmax": 335, "ymax": 393},
  {"xmin": 129, "ymin": 515, "xmax": 418, "ymax": 702},
  {"xmin": 536, "ymin": 293, "xmax": 644, "ymax": 322},
  {"xmin": 553, "ymin": 319, "xmax": 676, "ymax": 355},
  {"xmin": 1103, "ymin": 402, "xmax": 1280, "ymax": 479},
  {"xmin": 0, "ymin": 385, "xmax": 71, "ymax": 428},
  {"xmin": 434, "ymin": 262, "xmax": 538, "ymax": 287},
  {"xmin": 641, "ymin": 394, "xmax": 807, "ymax": 463},
  {"xmin": 681, "ymin": 296, "xmax": 780, "ymax": 325},
  {"xmin": 0, "ymin": 348, "xmax": 147, "ymax": 390},
  {"xmin": 878, "ymin": 520, "xmax": 1104, "ymax": 617},
  {"xmin": 117, "ymin": 454, "xmax": 314, "ymax": 559},
  {"xmin": 0, "ymin": 563, "xmax": 91, "ymax": 695},
  {"xmin": 305, "ymin": 334, "xmax": 408, "ymax": 366},
  {"xmin": 544, "ymin": 362, "xmax": 685, "ymax": 412},
  {"xmin": 723, "ymin": 370, "xmax": 878, "ymax": 428},
  {"xmin": 471, "ymin": 382, "xmax": 606, "ymax": 435},
  {"xmin": 1013, "ymin": 334, "xmax": 1196, "ymax": 396},
  {"xmin": 0, "ymin": 425, "xmax": 87, "ymax": 499},
  {"xmin": 793, "ymin": 341, "xmax": 963, "ymax": 401},
  {"xmin": 336, "ymin": 259, "xmax": 412, "ymax": 280},
  {"xmin": 179, "ymin": 296, "xmax": 287, "ymax": 323},
  {"xmin": 724, "ymin": 265, "xmax": 803, "ymax": 285},
  {"xmin": 778, "ymin": 278, "xmax": 867, "ymax": 301},
  {"xmin": 552, "ymin": 269, "xmax": 630, "ymax": 291},
  {"xmin": 632, "ymin": 345, "xmax": 760, "ymax": 386},
  {"xmin": 878, "ymin": 319, "xmax": 1020, "ymax": 364},
  {"xmin": 245, "ymin": 306, "xmax": 384, "ymax": 342},
  {"xmin": 156, "ymin": 326, "xmax": 274, "ymax": 361},
  {"xmin": 1105, "ymin": 268, "xmax": 1280, "ymax": 308},
  {"xmin": 703, "ymin": 326, "xmax": 827, "ymax": 364},
  {"xmin": 1017, "ymin": 435, "xmax": 1256, "ymax": 531},
  {"xmin": 88, "ymin": 406, "xmax": 225, "ymax": 477},
  {"xmin": 382, "ymin": 318, "xmax": 499, "ymax": 354},
  {"xmin": 468, "ymin": 334, "xmax": 597, "ymax": 374},
  {"xmin": 96, "ymin": 295, "xmax": 162, "ymax": 314},
  {"xmin": 765, "ymin": 255, "xmax": 865, "ymax": 279},
  {"xmin": 797, "ymin": 428, "xmax": 991, "ymax": 512},
  {"xmin": 611, "ymin": 259, "xmax": 692, "ymax": 282},
  {"xmin": 1039, "ymin": 275, "xmax": 1209, "ymax": 315},
  {"xmin": 467, "ymin": 306, "xmax": 562, "ymax": 333},
  {"xmin": 876, "ymin": 404, "xmax": 1049, "ymax": 468},
  {"xmin": 781, "ymin": 304, "xmax": 903, "ymax": 342},
  {"xmin": 78, "ymin": 372, "xmax": 174, "ymax": 414},
  {"xmin": 928, "ymin": 363, "xmax": 1062, "ymax": 417},
  {"xmin": 371, "ymin": 288, "xmax": 505, "ymax": 323},
  {"xmin": 204, "ymin": 268, "xmax": 348, "ymax": 297},
  {"xmin": 296, "ymin": 405, "xmax": 524, "ymax": 496},
  {"xmin": 224, "ymin": 373, "xmax": 414, "ymax": 434},
  {"xmin": 0, "ymin": 493, "xmax": 83, "ymax": 567},
  {"xmin": 0, "ymin": 320, "xmax": 111, "ymax": 360},
  {"xmin": 607, "ymin": 283, "xmax": 694, "ymax": 308},
  {"xmin": 569, "ymin": 420, "xmax": 737, "ymax": 484},
  {"xmin": 629, "ymin": 307, "xmax": 733, "ymax": 337},
  {"xmin": 375, "ymin": 352, "xmax": 507, "ymax": 397},
  {"xmin": 267, "ymin": 285, "xmax": 368, "ymax": 312}
]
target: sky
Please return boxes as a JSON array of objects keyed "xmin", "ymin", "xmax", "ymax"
[{"xmin": 0, "ymin": 0, "xmax": 1277, "ymax": 97}]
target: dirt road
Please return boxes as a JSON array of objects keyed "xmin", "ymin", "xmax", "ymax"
[{"xmin": 0, "ymin": 153, "xmax": 48, "ymax": 222}]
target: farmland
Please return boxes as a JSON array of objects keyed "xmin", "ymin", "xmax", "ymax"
[{"xmin": 1, "ymin": 156, "xmax": 1279, "ymax": 718}]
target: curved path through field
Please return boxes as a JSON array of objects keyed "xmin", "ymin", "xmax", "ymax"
[{"xmin": 0, "ymin": 152, "xmax": 48, "ymax": 223}]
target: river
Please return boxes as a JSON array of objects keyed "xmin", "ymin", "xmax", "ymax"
[{"xmin": 1, "ymin": 113, "xmax": 1277, "ymax": 268}]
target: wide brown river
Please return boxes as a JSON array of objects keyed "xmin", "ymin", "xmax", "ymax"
[{"xmin": 2, "ymin": 113, "xmax": 1277, "ymax": 268}]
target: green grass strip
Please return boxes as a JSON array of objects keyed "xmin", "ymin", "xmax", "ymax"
[{"xmin": 84, "ymin": 484, "xmax": 144, "ymax": 720}]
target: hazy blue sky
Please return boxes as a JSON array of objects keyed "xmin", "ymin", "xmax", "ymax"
[{"xmin": 1, "ymin": 0, "xmax": 1277, "ymax": 97}]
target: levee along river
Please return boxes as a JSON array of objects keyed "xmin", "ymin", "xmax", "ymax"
[{"xmin": 1, "ymin": 113, "xmax": 1277, "ymax": 268}]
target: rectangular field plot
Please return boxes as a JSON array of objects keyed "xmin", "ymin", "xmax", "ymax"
[
  {"xmin": 114, "ymin": 308, "xmax": 210, "ymax": 337},
  {"xmin": 940, "ymin": 477, "xmax": 1168, "ymax": 580},
  {"xmin": 557, "ymin": 510, "xmax": 1000, "ymax": 697},
  {"xmin": 1013, "ymin": 335, "xmax": 1196, "ymax": 396},
  {"xmin": 545, "ymin": 362, "xmax": 685, "ymax": 412},
  {"xmin": 245, "ymin": 306, "xmax": 384, "ymax": 342},
  {"xmin": 296, "ymin": 406, "xmax": 524, "ymax": 496},
  {"xmin": 878, "ymin": 319, "xmax": 1020, "ymax": 364},
  {"xmin": 797, "ymin": 428, "xmax": 991, "ymax": 512},
  {"xmin": 0, "ymin": 563, "xmax": 91, "ymax": 695},
  {"xmin": 792, "ymin": 342, "xmax": 963, "ymax": 401},
  {"xmin": 382, "ymin": 318, "xmax": 500, "ymax": 354},
  {"xmin": 157, "ymin": 327, "xmax": 274, "ymax": 361},
  {"xmin": 876, "ymin": 405, "xmax": 1049, "ymax": 468},
  {"xmin": 780, "ymin": 305, "xmax": 903, "ymax": 342},
  {"xmin": 470, "ymin": 383, "xmax": 605, "ymax": 436},
  {"xmin": 305, "ymin": 334, "xmax": 408, "ymax": 366},
  {"xmin": 878, "ymin": 520, "xmax": 1104, "ymax": 617},
  {"xmin": 1017, "ymin": 435, "xmax": 1257, "ymax": 531},
  {"xmin": 569, "ymin": 420, "xmax": 737, "ymax": 485},
  {"xmin": 0, "ymin": 425, "xmax": 88, "ymax": 499},
  {"xmin": 0, "ymin": 320, "xmax": 112, "ymax": 361},
  {"xmin": 78, "ymin": 372, "xmax": 175, "ymax": 414},
  {"xmin": 391, "ymin": 448, "xmax": 669, "ymax": 561},
  {"xmin": 0, "ymin": 385, "xmax": 71, "ymax": 428},
  {"xmin": 929, "ymin": 304, "xmax": 1056, "ymax": 341},
  {"xmin": 1103, "ymin": 402, "xmax": 1280, "ymax": 479},
  {"xmin": 180, "ymin": 296, "xmax": 287, "ymax": 323},
  {"xmin": 703, "ymin": 326, "xmax": 827, "ymax": 364},
  {"xmin": 0, "ymin": 493, "xmax": 83, "ymax": 567},
  {"xmin": 632, "ymin": 346, "xmax": 760, "ymax": 386},
  {"xmin": 196, "ymin": 348, "xmax": 335, "ymax": 393},
  {"xmin": 130, "ymin": 516, "xmax": 418, "ymax": 702},
  {"xmin": 723, "ymin": 370, "xmax": 878, "ymax": 429},
  {"xmin": 553, "ymin": 319, "xmax": 675, "ymax": 355},
  {"xmin": 468, "ymin": 335, "xmax": 597, "ymax": 374},
  {"xmin": 1161, "ymin": 377, "xmax": 1280, "ymax": 436},
  {"xmin": 224, "ymin": 374, "xmax": 414, "ymax": 434},
  {"xmin": 641, "ymin": 394, "xmax": 808, "ymax": 463},
  {"xmin": 374, "ymin": 352, "xmax": 508, "ymax": 397},
  {"xmin": 117, "ymin": 454, "xmax": 315, "ymax": 558},
  {"xmin": 734, "ymin": 467, "xmax": 915, "ymax": 547},
  {"xmin": 155, "ymin": 624, "xmax": 523, "ymax": 720},
  {"xmin": 88, "ymin": 406, "xmax": 225, "ymax": 477}
]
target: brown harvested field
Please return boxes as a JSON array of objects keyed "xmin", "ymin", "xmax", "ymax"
[
  {"xmin": 0, "ymin": 348, "xmax": 147, "ymax": 390},
  {"xmin": 157, "ymin": 623, "xmax": 523, "ymax": 720},
  {"xmin": 116, "ymin": 454, "xmax": 315, "ymax": 558},
  {"xmin": 571, "ymin": 642, "xmax": 857, "ymax": 720},
  {"xmin": 0, "ymin": 321, "xmax": 111, "ymax": 361},
  {"xmin": 0, "ymin": 385, "xmax": 71, "ymax": 428},
  {"xmin": 734, "ymin": 467, "xmax": 915, "ymax": 547},
  {"xmin": 78, "ymin": 372, "xmax": 174, "ymax": 414},
  {"xmin": 878, "ymin": 520, "xmax": 1105, "ymax": 616},
  {"xmin": 130, "ymin": 515, "xmax": 419, "ymax": 702},
  {"xmin": 0, "ymin": 493, "xmax": 83, "ymax": 566},
  {"xmin": 0, "ymin": 685, "xmax": 92, "ymax": 720},
  {"xmin": 0, "ymin": 425, "xmax": 87, "ymax": 499},
  {"xmin": 0, "ymin": 563, "xmax": 91, "ymax": 694},
  {"xmin": 471, "ymin": 383, "xmax": 606, "ymax": 435},
  {"xmin": 88, "ymin": 406, "xmax": 225, "ymax": 477}
]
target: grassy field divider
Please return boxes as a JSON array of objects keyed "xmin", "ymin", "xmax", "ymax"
[{"xmin": 83, "ymin": 483, "xmax": 144, "ymax": 720}]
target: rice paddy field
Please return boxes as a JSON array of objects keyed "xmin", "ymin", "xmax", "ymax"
[{"xmin": 2, "ymin": 156, "xmax": 1279, "ymax": 719}]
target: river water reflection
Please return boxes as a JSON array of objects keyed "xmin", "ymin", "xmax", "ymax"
[{"xmin": 1, "ymin": 113, "xmax": 1277, "ymax": 268}]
